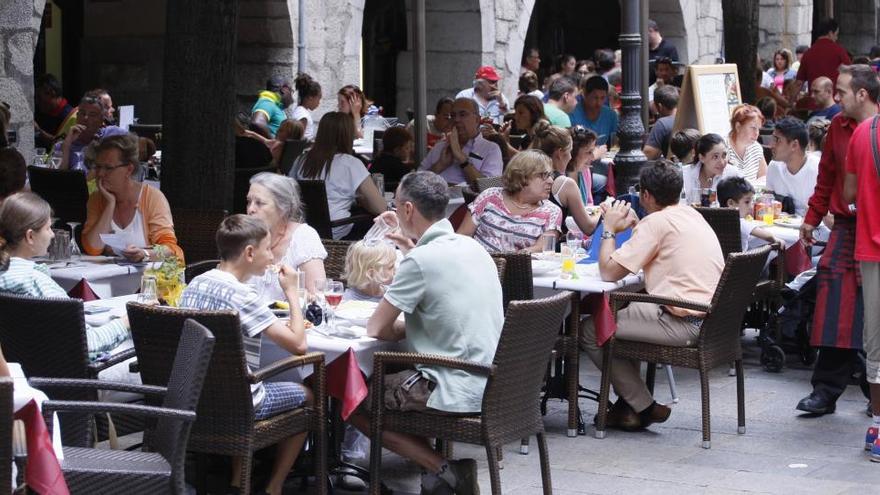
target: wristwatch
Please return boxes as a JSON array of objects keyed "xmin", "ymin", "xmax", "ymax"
[
  {"xmin": 600, "ymin": 231, "xmax": 616, "ymax": 240},
  {"xmin": 141, "ymin": 249, "xmax": 150, "ymax": 262}
]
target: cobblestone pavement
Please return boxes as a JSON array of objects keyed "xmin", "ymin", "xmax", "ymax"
[{"xmin": 369, "ymin": 330, "xmax": 880, "ymax": 494}]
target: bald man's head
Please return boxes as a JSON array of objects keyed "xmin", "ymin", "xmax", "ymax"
[{"xmin": 811, "ymin": 76, "xmax": 835, "ymax": 108}]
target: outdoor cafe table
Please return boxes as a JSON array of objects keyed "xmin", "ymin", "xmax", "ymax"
[{"xmin": 48, "ymin": 256, "xmax": 153, "ymax": 299}]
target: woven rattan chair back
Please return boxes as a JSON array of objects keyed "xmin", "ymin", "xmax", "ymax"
[
  {"xmin": 694, "ymin": 206, "xmax": 742, "ymax": 260},
  {"xmin": 482, "ymin": 291, "xmax": 571, "ymax": 443},
  {"xmin": 27, "ymin": 166, "xmax": 89, "ymax": 226},
  {"xmin": 171, "ymin": 208, "xmax": 227, "ymax": 263},
  {"xmin": 298, "ymin": 179, "xmax": 335, "ymax": 239},
  {"xmin": 322, "ymin": 239, "xmax": 353, "ymax": 282},
  {"xmin": 0, "ymin": 377, "xmax": 11, "ymax": 495},
  {"xmin": 126, "ymin": 303, "xmax": 256, "ymax": 446},
  {"xmin": 490, "ymin": 252, "xmax": 534, "ymax": 310},
  {"xmin": 0, "ymin": 293, "xmax": 93, "ymax": 446},
  {"xmin": 150, "ymin": 319, "xmax": 215, "ymax": 491},
  {"xmin": 492, "ymin": 257, "xmax": 506, "ymax": 284},
  {"xmin": 184, "ymin": 260, "xmax": 220, "ymax": 284},
  {"xmin": 699, "ymin": 246, "xmax": 772, "ymax": 362},
  {"xmin": 475, "ymin": 176, "xmax": 504, "ymax": 193}
]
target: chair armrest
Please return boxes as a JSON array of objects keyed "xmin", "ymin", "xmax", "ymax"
[
  {"xmin": 42, "ymin": 400, "xmax": 195, "ymax": 422},
  {"xmin": 372, "ymin": 352, "xmax": 495, "ymax": 377},
  {"xmin": 28, "ymin": 377, "xmax": 166, "ymax": 397},
  {"xmin": 87, "ymin": 347, "xmax": 137, "ymax": 375},
  {"xmin": 609, "ymin": 291, "xmax": 710, "ymax": 315},
  {"xmin": 329, "ymin": 213, "xmax": 372, "ymax": 228},
  {"xmin": 248, "ymin": 352, "xmax": 325, "ymax": 384}
]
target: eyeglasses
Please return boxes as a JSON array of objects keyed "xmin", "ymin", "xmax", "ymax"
[
  {"xmin": 535, "ymin": 171, "xmax": 554, "ymax": 180},
  {"xmin": 93, "ymin": 162, "xmax": 128, "ymax": 173}
]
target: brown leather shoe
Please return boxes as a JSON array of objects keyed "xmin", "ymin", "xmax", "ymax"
[
  {"xmin": 604, "ymin": 400, "xmax": 642, "ymax": 431},
  {"xmin": 640, "ymin": 402, "xmax": 671, "ymax": 428}
]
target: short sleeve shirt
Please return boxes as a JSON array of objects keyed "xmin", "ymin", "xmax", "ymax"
[
  {"xmin": 455, "ymin": 87, "xmax": 510, "ymax": 125},
  {"xmin": 251, "ymin": 91, "xmax": 287, "ymax": 137},
  {"xmin": 568, "ymin": 99, "xmax": 619, "ymax": 146},
  {"xmin": 610, "ymin": 205, "xmax": 725, "ymax": 317},
  {"xmin": 681, "ymin": 162, "xmax": 742, "ymax": 201},
  {"xmin": 646, "ymin": 115, "xmax": 675, "ymax": 158},
  {"xmin": 468, "ymin": 188, "xmax": 562, "ymax": 252},
  {"xmin": 383, "ymin": 219, "xmax": 504, "ymax": 413},
  {"xmin": 844, "ymin": 117, "xmax": 880, "ymax": 261},
  {"xmin": 419, "ymin": 135, "xmax": 503, "ymax": 184},
  {"xmin": 765, "ymin": 155, "xmax": 819, "ymax": 217},
  {"xmin": 291, "ymin": 153, "xmax": 370, "ymax": 239},
  {"xmin": 727, "ymin": 140, "xmax": 765, "ymax": 181},
  {"xmin": 180, "ymin": 269, "xmax": 278, "ymax": 406},
  {"xmin": 543, "ymin": 103, "xmax": 572, "ymax": 128},
  {"xmin": 247, "ymin": 223, "xmax": 327, "ymax": 302},
  {"xmin": 291, "ymin": 105, "xmax": 316, "ymax": 141}
]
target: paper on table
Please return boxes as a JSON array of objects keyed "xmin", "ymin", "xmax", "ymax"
[{"xmin": 99, "ymin": 233, "xmax": 138, "ymax": 255}]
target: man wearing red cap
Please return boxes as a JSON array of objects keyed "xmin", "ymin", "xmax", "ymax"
[{"xmin": 456, "ymin": 65, "xmax": 510, "ymax": 125}]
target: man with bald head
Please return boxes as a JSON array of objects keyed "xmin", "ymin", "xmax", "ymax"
[
  {"xmin": 808, "ymin": 76, "xmax": 841, "ymax": 121},
  {"xmin": 419, "ymin": 97, "xmax": 503, "ymax": 184}
]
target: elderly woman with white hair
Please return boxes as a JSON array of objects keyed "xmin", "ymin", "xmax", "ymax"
[{"xmin": 245, "ymin": 172, "xmax": 327, "ymax": 300}]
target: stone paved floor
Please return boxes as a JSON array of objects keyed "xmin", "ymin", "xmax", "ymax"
[{"xmin": 367, "ymin": 330, "xmax": 880, "ymax": 494}]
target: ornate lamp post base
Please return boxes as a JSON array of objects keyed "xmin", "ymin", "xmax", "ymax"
[{"xmin": 615, "ymin": 2, "xmax": 648, "ymax": 191}]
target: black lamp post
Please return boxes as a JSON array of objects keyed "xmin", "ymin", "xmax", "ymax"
[{"xmin": 614, "ymin": 0, "xmax": 647, "ymax": 191}]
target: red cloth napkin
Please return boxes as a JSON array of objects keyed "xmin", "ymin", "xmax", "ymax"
[
  {"xmin": 326, "ymin": 348, "xmax": 368, "ymax": 420},
  {"xmin": 586, "ymin": 293, "xmax": 617, "ymax": 346},
  {"xmin": 14, "ymin": 399, "xmax": 69, "ymax": 495},
  {"xmin": 605, "ymin": 162, "xmax": 616, "ymax": 197},
  {"xmin": 67, "ymin": 278, "xmax": 100, "ymax": 301},
  {"xmin": 784, "ymin": 242, "xmax": 812, "ymax": 276}
]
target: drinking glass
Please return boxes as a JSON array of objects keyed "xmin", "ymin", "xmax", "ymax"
[
  {"xmin": 325, "ymin": 280, "xmax": 345, "ymax": 333},
  {"xmin": 52, "ymin": 229, "xmax": 71, "ymax": 261},
  {"xmin": 582, "ymin": 234, "xmax": 594, "ymax": 259},
  {"xmin": 565, "ymin": 231, "xmax": 581, "ymax": 254},
  {"xmin": 371, "ymin": 173, "xmax": 385, "ymax": 194},
  {"xmin": 296, "ymin": 270, "xmax": 306, "ymax": 310},
  {"xmin": 314, "ymin": 278, "xmax": 328, "ymax": 324},
  {"xmin": 49, "ymin": 155, "xmax": 62, "ymax": 169},
  {"xmin": 541, "ymin": 234, "xmax": 556, "ymax": 255},
  {"xmin": 138, "ymin": 275, "xmax": 159, "ymax": 305},
  {"xmin": 363, "ymin": 214, "xmax": 399, "ymax": 247},
  {"xmin": 66, "ymin": 222, "xmax": 82, "ymax": 262}
]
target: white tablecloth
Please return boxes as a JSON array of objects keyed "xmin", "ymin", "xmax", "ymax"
[
  {"xmin": 533, "ymin": 260, "xmax": 643, "ymax": 296},
  {"xmin": 50, "ymin": 259, "xmax": 152, "ymax": 299}
]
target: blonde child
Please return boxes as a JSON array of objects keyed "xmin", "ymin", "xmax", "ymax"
[{"xmin": 341, "ymin": 241, "xmax": 396, "ymax": 303}]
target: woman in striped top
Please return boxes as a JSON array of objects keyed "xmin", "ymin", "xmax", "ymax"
[
  {"xmin": 0, "ymin": 192, "xmax": 129, "ymax": 360},
  {"xmin": 727, "ymin": 104, "xmax": 768, "ymax": 181}
]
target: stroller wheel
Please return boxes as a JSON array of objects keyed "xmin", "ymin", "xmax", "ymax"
[{"xmin": 761, "ymin": 345, "xmax": 785, "ymax": 372}]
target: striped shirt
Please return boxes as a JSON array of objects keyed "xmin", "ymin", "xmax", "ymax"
[
  {"xmin": 179, "ymin": 269, "xmax": 277, "ymax": 407},
  {"xmin": 0, "ymin": 257, "xmax": 130, "ymax": 360},
  {"xmin": 468, "ymin": 187, "xmax": 562, "ymax": 252},
  {"xmin": 727, "ymin": 140, "xmax": 764, "ymax": 182}
]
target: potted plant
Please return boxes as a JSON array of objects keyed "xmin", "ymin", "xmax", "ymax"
[{"xmin": 144, "ymin": 245, "xmax": 185, "ymax": 306}]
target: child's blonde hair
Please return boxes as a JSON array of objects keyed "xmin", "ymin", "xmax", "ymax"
[{"xmin": 343, "ymin": 241, "xmax": 396, "ymax": 290}]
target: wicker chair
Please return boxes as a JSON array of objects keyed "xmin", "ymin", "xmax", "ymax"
[
  {"xmin": 0, "ymin": 377, "xmax": 11, "ymax": 495},
  {"xmin": 694, "ymin": 207, "xmax": 741, "ymax": 260},
  {"xmin": 322, "ymin": 239, "xmax": 353, "ymax": 282},
  {"xmin": 298, "ymin": 179, "xmax": 372, "ymax": 240},
  {"xmin": 126, "ymin": 303, "xmax": 327, "ymax": 495},
  {"xmin": 170, "ymin": 208, "xmax": 227, "ymax": 263},
  {"xmin": 32, "ymin": 319, "xmax": 215, "ymax": 494},
  {"xmin": 489, "ymin": 252, "xmax": 533, "ymax": 310},
  {"xmin": 475, "ymin": 176, "xmax": 504, "ymax": 193},
  {"xmin": 594, "ymin": 246, "xmax": 772, "ymax": 448},
  {"xmin": 368, "ymin": 291, "xmax": 571, "ymax": 495},
  {"xmin": 184, "ymin": 260, "xmax": 220, "ymax": 284},
  {"xmin": 0, "ymin": 293, "xmax": 139, "ymax": 447}
]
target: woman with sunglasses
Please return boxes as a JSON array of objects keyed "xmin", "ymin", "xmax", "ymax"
[
  {"xmin": 531, "ymin": 121, "xmax": 600, "ymax": 236},
  {"xmin": 567, "ymin": 126, "xmax": 599, "ymax": 205},
  {"xmin": 458, "ymin": 150, "xmax": 562, "ymax": 253},
  {"xmin": 81, "ymin": 133, "xmax": 183, "ymax": 262}
]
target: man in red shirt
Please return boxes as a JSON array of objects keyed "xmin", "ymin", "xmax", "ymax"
[
  {"xmin": 844, "ymin": 82, "xmax": 880, "ymax": 461},
  {"xmin": 797, "ymin": 65, "xmax": 877, "ymax": 416},
  {"xmin": 796, "ymin": 19, "xmax": 852, "ymax": 89}
]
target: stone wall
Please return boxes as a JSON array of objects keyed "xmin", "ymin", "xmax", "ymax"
[
  {"xmin": 836, "ymin": 0, "xmax": 878, "ymax": 57},
  {"xmin": 757, "ymin": 0, "xmax": 812, "ymax": 61},
  {"xmin": 0, "ymin": 0, "xmax": 45, "ymax": 161}
]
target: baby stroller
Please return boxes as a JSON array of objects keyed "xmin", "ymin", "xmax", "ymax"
[{"xmin": 752, "ymin": 267, "xmax": 818, "ymax": 372}]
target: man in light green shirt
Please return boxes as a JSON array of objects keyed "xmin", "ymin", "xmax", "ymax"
[
  {"xmin": 353, "ymin": 171, "xmax": 503, "ymax": 494},
  {"xmin": 543, "ymin": 76, "xmax": 578, "ymax": 128}
]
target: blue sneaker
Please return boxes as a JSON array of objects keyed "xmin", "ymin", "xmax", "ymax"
[
  {"xmin": 871, "ymin": 438, "xmax": 880, "ymax": 463},
  {"xmin": 867, "ymin": 426, "xmax": 879, "ymax": 451}
]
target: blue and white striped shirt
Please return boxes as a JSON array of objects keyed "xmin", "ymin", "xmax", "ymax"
[
  {"xmin": 0, "ymin": 257, "xmax": 130, "ymax": 360},
  {"xmin": 179, "ymin": 269, "xmax": 277, "ymax": 407}
]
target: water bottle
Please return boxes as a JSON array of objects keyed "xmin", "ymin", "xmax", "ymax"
[{"xmin": 362, "ymin": 109, "xmax": 386, "ymax": 146}]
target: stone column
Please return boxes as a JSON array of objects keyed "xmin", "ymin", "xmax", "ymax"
[{"xmin": 615, "ymin": 0, "xmax": 647, "ymax": 192}]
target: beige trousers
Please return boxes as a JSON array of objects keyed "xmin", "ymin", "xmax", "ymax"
[
  {"xmin": 580, "ymin": 302, "xmax": 701, "ymax": 412},
  {"xmin": 861, "ymin": 262, "xmax": 880, "ymax": 384}
]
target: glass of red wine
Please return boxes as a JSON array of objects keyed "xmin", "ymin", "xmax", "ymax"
[{"xmin": 325, "ymin": 280, "xmax": 344, "ymax": 333}]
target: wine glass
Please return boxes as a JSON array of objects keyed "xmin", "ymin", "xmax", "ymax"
[
  {"xmin": 66, "ymin": 222, "xmax": 82, "ymax": 262},
  {"xmin": 325, "ymin": 280, "xmax": 345, "ymax": 333},
  {"xmin": 565, "ymin": 231, "xmax": 581, "ymax": 254},
  {"xmin": 295, "ymin": 270, "xmax": 306, "ymax": 311},
  {"xmin": 49, "ymin": 155, "xmax": 62, "ymax": 169}
]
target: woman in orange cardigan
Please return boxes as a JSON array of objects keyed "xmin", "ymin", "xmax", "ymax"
[{"xmin": 81, "ymin": 133, "xmax": 183, "ymax": 262}]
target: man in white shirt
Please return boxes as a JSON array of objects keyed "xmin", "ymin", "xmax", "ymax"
[
  {"xmin": 419, "ymin": 98, "xmax": 503, "ymax": 184},
  {"xmin": 767, "ymin": 117, "xmax": 819, "ymax": 216},
  {"xmin": 456, "ymin": 66, "xmax": 511, "ymax": 125}
]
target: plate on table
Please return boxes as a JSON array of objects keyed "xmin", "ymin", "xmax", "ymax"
[
  {"xmin": 335, "ymin": 300, "xmax": 378, "ymax": 325},
  {"xmin": 774, "ymin": 216, "xmax": 802, "ymax": 229},
  {"xmin": 531, "ymin": 259, "xmax": 558, "ymax": 276}
]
